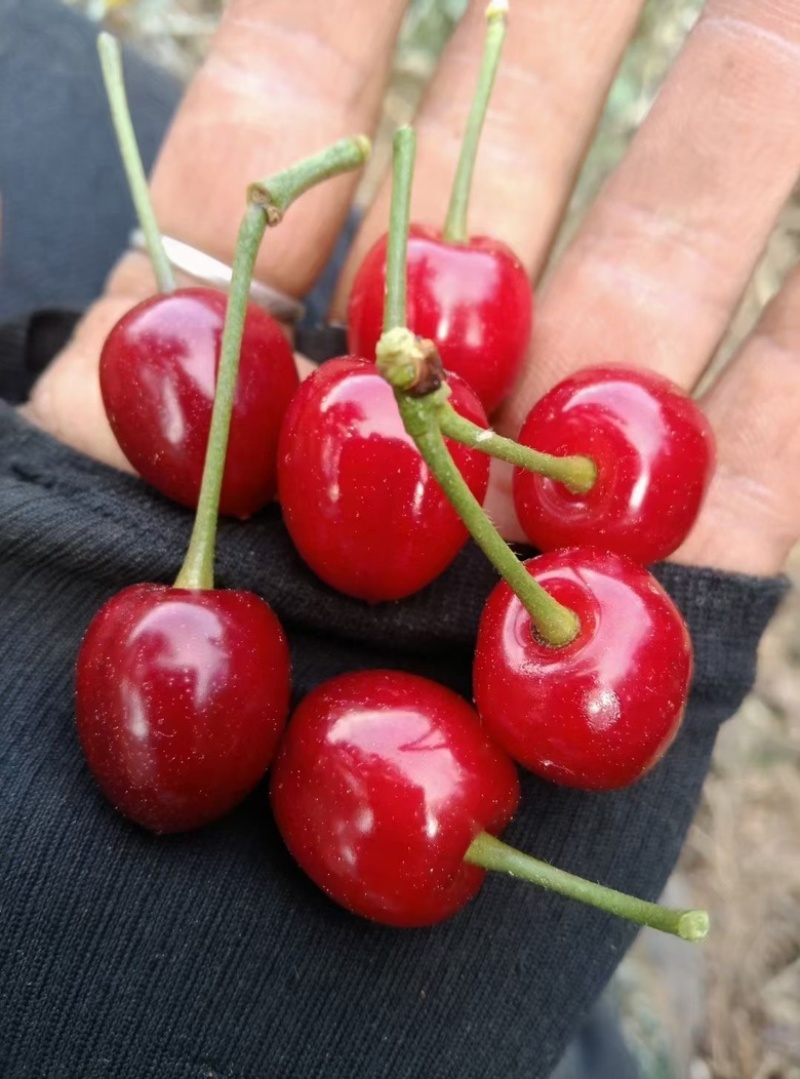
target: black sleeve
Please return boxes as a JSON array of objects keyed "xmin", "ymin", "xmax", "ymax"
[{"xmin": 0, "ymin": 316, "xmax": 787, "ymax": 1079}]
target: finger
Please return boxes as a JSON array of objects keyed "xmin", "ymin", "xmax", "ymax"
[
  {"xmin": 19, "ymin": 293, "xmax": 136, "ymax": 471},
  {"xmin": 331, "ymin": 0, "xmax": 646, "ymax": 315},
  {"xmin": 501, "ymin": 0, "xmax": 800, "ymax": 434},
  {"xmin": 149, "ymin": 0, "xmax": 406, "ymax": 298},
  {"xmin": 673, "ymin": 264, "xmax": 800, "ymax": 575},
  {"xmin": 490, "ymin": 261, "xmax": 800, "ymax": 555},
  {"xmin": 23, "ymin": 0, "xmax": 405, "ymax": 464}
]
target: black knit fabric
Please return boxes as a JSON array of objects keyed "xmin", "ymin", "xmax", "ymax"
[{"xmin": 0, "ymin": 313, "xmax": 788, "ymax": 1078}]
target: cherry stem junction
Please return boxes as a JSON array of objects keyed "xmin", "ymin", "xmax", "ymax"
[
  {"xmin": 175, "ymin": 136, "xmax": 371, "ymax": 591},
  {"xmin": 442, "ymin": 1, "xmax": 509, "ymax": 245},
  {"xmin": 435, "ymin": 401, "xmax": 596, "ymax": 493},
  {"xmin": 381, "ymin": 365, "xmax": 578, "ymax": 647},
  {"xmin": 97, "ymin": 33, "xmax": 175, "ymax": 294},
  {"xmin": 383, "ymin": 127, "xmax": 416, "ymax": 334},
  {"xmin": 466, "ymin": 832, "xmax": 709, "ymax": 942},
  {"xmin": 248, "ymin": 135, "xmax": 371, "ymax": 225}
]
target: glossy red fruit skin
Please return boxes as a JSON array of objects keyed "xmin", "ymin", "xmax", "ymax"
[
  {"xmin": 271, "ymin": 670, "xmax": 520, "ymax": 927},
  {"xmin": 347, "ymin": 225, "xmax": 533, "ymax": 414},
  {"xmin": 473, "ymin": 548, "xmax": 693, "ymax": 791},
  {"xmin": 100, "ymin": 287, "xmax": 299, "ymax": 518},
  {"xmin": 277, "ymin": 357, "xmax": 491, "ymax": 602},
  {"xmin": 512, "ymin": 366, "xmax": 716, "ymax": 564},
  {"xmin": 75, "ymin": 583, "xmax": 291, "ymax": 833}
]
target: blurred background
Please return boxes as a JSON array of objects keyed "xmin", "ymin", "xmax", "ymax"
[{"xmin": 60, "ymin": 1, "xmax": 800, "ymax": 1075}]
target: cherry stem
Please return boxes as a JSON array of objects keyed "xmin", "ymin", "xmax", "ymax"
[
  {"xmin": 377, "ymin": 124, "xmax": 577, "ymax": 647},
  {"xmin": 175, "ymin": 136, "xmax": 371, "ymax": 591},
  {"xmin": 442, "ymin": 1, "xmax": 508, "ymax": 245},
  {"xmin": 97, "ymin": 33, "xmax": 175, "ymax": 294},
  {"xmin": 248, "ymin": 135, "xmax": 371, "ymax": 225},
  {"xmin": 174, "ymin": 204, "xmax": 264, "ymax": 590},
  {"xmin": 465, "ymin": 832, "xmax": 709, "ymax": 942},
  {"xmin": 435, "ymin": 400, "xmax": 596, "ymax": 493},
  {"xmin": 387, "ymin": 379, "xmax": 579, "ymax": 647},
  {"xmin": 383, "ymin": 126, "xmax": 416, "ymax": 334}
]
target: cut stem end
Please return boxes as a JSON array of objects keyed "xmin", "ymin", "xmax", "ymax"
[
  {"xmin": 435, "ymin": 402, "xmax": 596, "ymax": 495},
  {"xmin": 442, "ymin": 3, "xmax": 508, "ymax": 243},
  {"xmin": 465, "ymin": 832, "xmax": 709, "ymax": 943},
  {"xmin": 97, "ymin": 32, "xmax": 175, "ymax": 293}
]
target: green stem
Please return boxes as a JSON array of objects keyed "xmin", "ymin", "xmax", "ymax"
[
  {"xmin": 174, "ymin": 204, "xmax": 265, "ymax": 590},
  {"xmin": 97, "ymin": 33, "xmax": 175, "ymax": 293},
  {"xmin": 377, "ymin": 122, "xmax": 576, "ymax": 646},
  {"xmin": 383, "ymin": 127, "xmax": 416, "ymax": 334},
  {"xmin": 436, "ymin": 400, "xmax": 596, "ymax": 494},
  {"xmin": 442, "ymin": 1, "xmax": 508, "ymax": 244},
  {"xmin": 248, "ymin": 135, "xmax": 371, "ymax": 224},
  {"xmin": 466, "ymin": 832, "xmax": 709, "ymax": 942},
  {"xmin": 393, "ymin": 389, "xmax": 579, "ymax": 647},
  {"xmin": 175, "ymin": 136, "xmax": 371, "ymax": 590}
]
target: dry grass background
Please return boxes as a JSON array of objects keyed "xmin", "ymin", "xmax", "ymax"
[{"xmin": 61, "ymin": 1, "xmax": 800, "ymax": 1075}]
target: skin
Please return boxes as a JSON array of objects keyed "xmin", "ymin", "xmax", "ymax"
[{"xmin": 19, "ymin": 0, "xmax": 800, "ymax": 578}]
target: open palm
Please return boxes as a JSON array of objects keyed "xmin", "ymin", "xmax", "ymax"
[{"xmin": 23, "ymin": 0, "xmax": 800, "ymax": 577}]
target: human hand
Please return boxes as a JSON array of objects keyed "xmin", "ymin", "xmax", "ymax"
[{"xmin": 22, "ymin": 0, "xmax": 800, "ymax": 576}]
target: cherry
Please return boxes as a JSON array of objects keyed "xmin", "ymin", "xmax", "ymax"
[
  {"xmin": 512, "ymin": 366, "xmax": 716, "ymax": 564},
  {"xmin": 270, "ymin": 670, "xmax": 520, "ymax": 927},
  {"xmin": 346, "ymin": 4, "xmax": 530, "ymax": 415},
  {"xmin": 76, "ymin": 584, "xmax": 290, "ymax": 833},
  {"xmin": 347, "ymin": 226, "xmax": 532, "ymax": 414},
  {"xmin": 272, "ymin": 669, "xmax": 709, "ymax": 940},
  {"xmin": 100, "ymin": 286, "xmax": 299, "ymax": 518},
  {"xmin": 473, "ymin": 547, "xmax": 693, "ymax": 790},
  {"xmin": 95, "ymin": 35, "xmax": 352, "ymax": 521},
  {"xmin": 277, "ymin": 356, "xmax": 491, "ymax": 601}
]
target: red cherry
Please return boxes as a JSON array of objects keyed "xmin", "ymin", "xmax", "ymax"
[
  {"xmin": 271, "ymin": 670, "xmax": 520, "ymax": 927},
  {"xmin": 473, "ymin": 548, "xmax": 692, "ymax": 791},
  {"xmin": 513, "ymin": 366, "xmax": 716, "ymax": 563},
  {"xmin": 75, "ymin": 583, "xmax": 291, "ymax": 833},
  {"xmin": 347, "ymin": 225, "xmax": 533, "ymax": 414},
  {"xmin": 100, "ymin": 287, "xmax": 299, "ymax": 518},
  {"xmin": 277, "ymin": 357, "xmax": 491, "ymax": 601}
]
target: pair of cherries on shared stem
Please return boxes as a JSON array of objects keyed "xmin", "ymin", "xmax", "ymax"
[{"xmin": 287, "ymin": 0, "xmax": 715, "ymax": 602}]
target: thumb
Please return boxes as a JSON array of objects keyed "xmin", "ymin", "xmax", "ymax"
[{"xmin": 673, "ymin": 265, "xmax": 800, "ymax": 576}]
